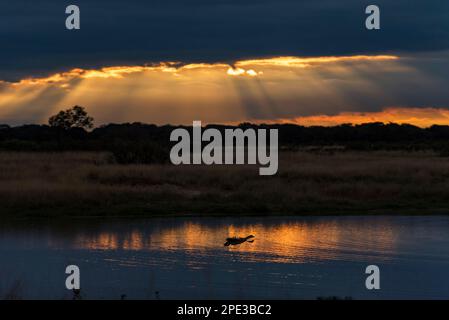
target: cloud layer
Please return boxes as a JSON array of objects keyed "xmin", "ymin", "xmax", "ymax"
[{"xmin": 1, "ymin": 0, "xmax": 448, "ymax": 81}]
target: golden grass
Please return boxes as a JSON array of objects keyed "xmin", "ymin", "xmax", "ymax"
[{"xmin": 1, "ymin": 150, "xmax": 449, "ymax": 217}]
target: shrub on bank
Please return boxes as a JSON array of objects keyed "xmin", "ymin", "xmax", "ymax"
[{"xmin": 110, "ymin": 140, "xmax": 169, "ymax": 164}]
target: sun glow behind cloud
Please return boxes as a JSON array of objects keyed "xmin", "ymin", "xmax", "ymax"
[
  {"xmin": 235, "ymin": 55, "xmax": 398, "ymax": 67},
  {"xmin": 1, "ymin": 53, "xmax": 448, "ymax": 127}
]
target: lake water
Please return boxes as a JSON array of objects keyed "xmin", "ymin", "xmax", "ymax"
[{"xmin": 1, "ymin": 216, "xmax": 449, "ymax": 300}]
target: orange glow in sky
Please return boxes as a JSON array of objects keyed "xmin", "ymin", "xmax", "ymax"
[
  {"xmin": 1, "ymin": 54, "xmax": 448, "ymax": 127},
  {"xmin": 262, "ymin": 107, "xmax": 449, "ymax": 128}
]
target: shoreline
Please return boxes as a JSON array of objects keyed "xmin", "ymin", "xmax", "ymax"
[{"xmin": 4, "ymin": 208, "xmax": 449, "ymax": 220}]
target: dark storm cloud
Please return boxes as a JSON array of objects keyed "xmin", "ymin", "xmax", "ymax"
[{"xmin": 1, "ymin": 0, "xmax": 448, "ymax": 81}]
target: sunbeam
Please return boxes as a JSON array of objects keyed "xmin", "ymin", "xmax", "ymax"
[{"xmin": 2, "ymin": 54, "xmax": 449, "ymax": 127}]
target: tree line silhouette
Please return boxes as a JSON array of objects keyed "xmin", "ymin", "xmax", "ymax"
[{"xmin": 3, "ymin": 106, "xmax": 449, "ymax": 163}]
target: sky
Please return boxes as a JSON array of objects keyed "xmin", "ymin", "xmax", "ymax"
[{"xmin": 1, "ymin": 0, "xmax": 449, "ymax": 126}]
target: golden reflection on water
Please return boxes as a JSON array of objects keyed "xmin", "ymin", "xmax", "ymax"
[
  {"xmin": 73, "ymin": 220, "xmax": 398, "ymax": 263},
  {"xmin": 75, "ymin": 230, "xmax": 150, "ymax": 251}
]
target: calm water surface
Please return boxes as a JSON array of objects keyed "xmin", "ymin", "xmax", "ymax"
[{"xmin": 1, "ymin": 216, "xmax": 449, "ymax": 299}]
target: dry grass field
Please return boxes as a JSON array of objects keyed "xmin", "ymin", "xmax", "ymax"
[{"xmin": 2, "ymin": 151, "xmax": 449, "ymax": 217}]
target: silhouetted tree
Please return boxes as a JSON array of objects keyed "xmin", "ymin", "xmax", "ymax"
[{"xmin": 48, "ymin": 106, "xmax": 94, "ymax": 130}]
